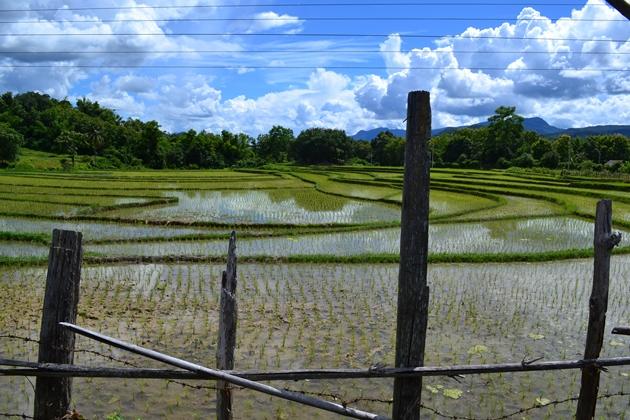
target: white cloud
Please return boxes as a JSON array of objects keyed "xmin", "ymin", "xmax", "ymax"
[
  {"xmin": 247, "ymin": 11, "xmax": 303, "ymax": 34},
  {"xmin": 354, "ymin": 1, "xmax": 630, "ymax": 128},
  {"xmin": 0, "ymin": 0, "xmax": 628, "ymax": 134}
]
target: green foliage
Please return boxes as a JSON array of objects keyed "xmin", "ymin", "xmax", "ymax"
[
  {"xmin": 371, "ymin": 130, "xmax": 405, "ymax": 165},
  {"xmin": 540, "ymin": 150, "xmax": 560, "ymax": 169},
  {"xmin": 0, "ymin": 122, "xmax": 23, "ymax": 164},
  {"xmin": 256, "ymin": 125, "xmax": 294, "ymax": 163},
  {"xmin": 293, "ymin": 127, "xmax": 352, "ymax": 164},
  {"xmin": 3, "ymin": 92, "xmax": 630, "ymax": 171},
  {"xmin": 483, "ymin": 106, "xmax": 524, "ymax": 165}
]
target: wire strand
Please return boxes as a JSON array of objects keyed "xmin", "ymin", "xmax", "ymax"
[
  {"xmin": 2, "ymin": 16, "xmax": 628, "ymax": 23},
  {"xmin": 3, "ymin": 49, "xmax": 628, "ymax": 55},
  {"xmin": 1, "ymin": 33, "xmax": 626, "ymax": 42},
  {"xmin": 0, "ymin": 3, "xmax": 613, "ymax": 13},
  {"xmin": 1, "ymin": 64, "xmax": 627, "ymax": 72}
]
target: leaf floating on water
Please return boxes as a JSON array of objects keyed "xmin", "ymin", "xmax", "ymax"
[
  {"xmin": 426, "ymin": 385, "xmax": 440, "ymax": 394},
  {"xmin": 528, "ymin": 333, "xmax": 545, "ymax": 340},
  {"xmin": 467, "ymin": 344, "xmax": 489, "ymax": 355},
  {"xmin": 535, "ymin": 397, "xmax": 551, "ymax": 406},
  {"xmin": 443, "ymin": 388, "xmax": 463, "ymax": 399},
  {"xmin": 609, "ymin": 340, "xmax": 625, "ymax": 347}
]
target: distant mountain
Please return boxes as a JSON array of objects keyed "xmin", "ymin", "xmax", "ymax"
[
  {"xmin": 351, "ymin": 118, "xmax": 630, "ymax": 140},
  {"xmin": 352, "ymin": 127, "xmax": 406, "ymax": 141},
  {"xmin": 560, "ymin": 125, "xmax": 630, "ymax": 137}
]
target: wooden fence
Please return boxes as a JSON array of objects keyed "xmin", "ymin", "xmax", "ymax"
[{"xmin": 1, "ymin": 91, "xmax": 630, "ymax": 420}]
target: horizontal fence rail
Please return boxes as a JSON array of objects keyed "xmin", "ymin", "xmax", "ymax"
[{"xmin": 4, "ymin": 356, "xmax": 630, "ymax": 381}]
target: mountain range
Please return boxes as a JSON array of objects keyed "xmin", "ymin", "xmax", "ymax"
[{"xmin": 351, "ymin": 117, "xmax": 630, "ymax": 141}]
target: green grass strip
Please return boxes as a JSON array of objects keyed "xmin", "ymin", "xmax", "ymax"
[
  {"xmin": 6, "ymin": 246, "xmax": 630, "ymax": 267},
  {"xmin": 0, "ymin": 231, "xmax": 50, "ymax": 245}
]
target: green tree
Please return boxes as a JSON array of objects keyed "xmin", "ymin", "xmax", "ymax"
[
  {"xmin": 293, "ymin": 128, "xmax": 352, "ymax": 164},
  {"xmin": 256, "ymin": 126, "xmax": 294, "ymax": 163},
  {"xmin": 0, "ymin": 123, "xmax": 23, "ymax": 164},
  {"xmin": 381, "ymin": 136, "xmax": 405, "ymax": 166},
  {"xmin": 138, "ymin": 121, "xmax": 169, "ymax": 168},
  {"xmin": 531, "ymin": 138, "xmax": 553, "ymax": 160},
  {"xmin": 483, "ymin": 106, "xmax": 524, "ymax": 165},
  {"xmin": 53, "ymin": 130, "xmax": 86, "ymax": 168},
  {"xmin": 218, "ymin": 130, "xmax": 254, "ymax": 167},
  {"xmin": 553, "ymin": 134, "xmax": 579, "ymax": 169},
  {"xmin": 371, "ymin": 131, "xmax": 399, "ymax": 165}
]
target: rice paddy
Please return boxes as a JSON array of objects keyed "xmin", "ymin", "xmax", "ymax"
[{"xmin": 1, "ymin": 167, "xmax": 630, "ymax": 419}]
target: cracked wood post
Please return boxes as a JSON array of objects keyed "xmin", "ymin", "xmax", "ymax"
[
  {"xmin": 576, "ymin": 200, "xmax": 621, "ymax": 419},
  {"xmin": 392, "ymin": 91, "xmax": 431, "ymax": 420},
  {"xmin": 216, "ymin": 231, "xmax": 237, "ymax": 420},
  {"xmin": 34, "ymin": 229, "xmax": 83, "ymax": 420}
]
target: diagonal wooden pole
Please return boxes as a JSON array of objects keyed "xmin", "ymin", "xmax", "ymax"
[
  {"xmin": 392, "ymin": 91, "xmax": 431, "ymax": 420},
  {"xmin": 60, "ymin": 322, "xmax": 389, "ymax": 420}
]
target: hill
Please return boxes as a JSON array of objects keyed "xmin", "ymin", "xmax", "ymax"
[{"xmin": 352, "ymin": 118, "xmax": 630, "ymax": 140}]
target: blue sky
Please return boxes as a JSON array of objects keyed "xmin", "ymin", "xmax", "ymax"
[{"xmin": 0, "ymin": 0, "xmax": 628, "ymax": 135}]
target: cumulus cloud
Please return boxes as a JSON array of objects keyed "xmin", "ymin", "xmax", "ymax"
[
  {"xmin": 354, "ymin": 0, "xmax": 630, "ymax": 128},
  {"xmin": 151, "ymin": 69, "xmax": 385, "ymax": 135},
  {"xmin": 0, "ymin": 0, "xmax": 628, "ymax": 134},
  {"xmin": 0, "ymin": 0, "xmax": 240, "ymax": 94}
]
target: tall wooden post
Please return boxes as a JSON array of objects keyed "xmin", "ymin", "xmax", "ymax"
[
  {"xmin": 216, "ymin": 231, "xmax": 238, "ymax": 420},
  {"xmin": 576, "ymin": 200, "xmax": 621, "ymax": 419},
  {"xmin": 392, "ymin": 91, "xmax": 431, "ymax": 420},
  {"xmin": 34, "ymin": 229, "xmax": 83, "ymax": 420}
]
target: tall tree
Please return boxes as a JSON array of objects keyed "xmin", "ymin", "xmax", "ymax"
[
  {"xmin": 0, "ymin": 123, "xmax": 23, "ymax": 164},
  {"xmin": 256, "ymin": 125, "xmax": 294, "ymax": 163},
  {"xmin": 483, "ymin": 106, "xmax": 524, "ymax": 165},
  {"xmin": 293, "ymin": 128, "xmax": 352, "ymax": 164}
]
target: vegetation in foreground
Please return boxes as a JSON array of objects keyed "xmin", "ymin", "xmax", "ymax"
[{"xmin": 1, "ymin": 160, "xmax": 629, "ymax": 418}]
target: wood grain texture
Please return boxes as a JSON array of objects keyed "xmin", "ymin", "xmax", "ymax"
[
  {"xmin": 393, "ymin": 91, "xmax": 431, "ymax": 420},
  {"xmin": 34, "ymin": 229, "xmax": 82, "ymax": 420},
  {"xmin": 217, "ymin": 231, "xmax": 238, "ymax": 420},
  {"xmin": 576, "ymin": 200, "xmax": 621, "ymax": 420}
]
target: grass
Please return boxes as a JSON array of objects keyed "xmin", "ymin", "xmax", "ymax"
[{"xmin": 2, "ymin": 259, "xmax": 630, "ymax": 417}]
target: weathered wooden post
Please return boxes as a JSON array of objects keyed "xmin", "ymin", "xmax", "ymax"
[
  {"xmin": 34, "ymin": 229, "xmax": 83, "ymax": 420},
  {"xmin": 576, "ymin": 200, "xmax": 621, "ymax": 419},
  {"xmin": 216, "ymin": 231, "xmax": 237, "ymax": 420},
  {"xmin": 392, "ymin": 91, "xmax": 431, "ymax": 420}
]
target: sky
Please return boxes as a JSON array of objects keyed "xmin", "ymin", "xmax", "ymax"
[{"xmin": 0, "ymin": 0, "xmax": 629, "ymax": 136}]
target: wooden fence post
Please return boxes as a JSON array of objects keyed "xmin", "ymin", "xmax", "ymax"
[
  {"xmin": 576, "ymin": 200, "xmax": 621, "ymax": 419},
  {"xmin": 34, "ymin": 229, "xmax": 83, "ymax": 420},
  {"xmin": 216, "ymin": 231, "xmax": 237, "ymax": 420},
  {"xmin": 392, "ymin": 91, "xmax": 431, "ymax": 420}
]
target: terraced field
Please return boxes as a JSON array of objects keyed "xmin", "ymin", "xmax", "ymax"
[{"xmin": 1, "ymin": 167, "xmax": 630, "ymax": 419}]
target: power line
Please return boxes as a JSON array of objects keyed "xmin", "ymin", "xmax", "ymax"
[
  {"xmin": 1, "ymin": 33, "xmax": 626, "ymax": 42},
  {"xmin": 3, "ymin": 49, "xmax": 629, "ymax": 55},
  {"xmin": 2, "ymin": 64, "xmax": 627, "ymax": 72},
  {"xmin": 2, "ymin": 16, "xmax": 628, "ymax": 23},
  {"xmin": 0, "ymin": 3, "xmax": 613, "ymax": 13}
]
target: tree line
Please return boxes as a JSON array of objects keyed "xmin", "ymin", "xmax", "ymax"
[{"xmin": 1, "ymin": 91, "xmax": 629, "ymax": 172}]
